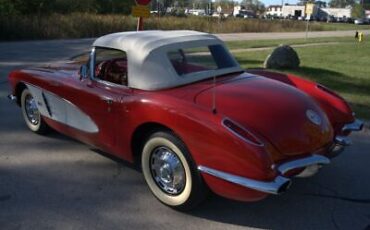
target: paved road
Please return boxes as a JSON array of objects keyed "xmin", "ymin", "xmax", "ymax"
[
  {"xmin": 0, "ymin": 38, "xmax": 370, "ymax": 230},
  {"xmin": 217, "ymin": 30, "xmax": 370, "ymax": 41}
]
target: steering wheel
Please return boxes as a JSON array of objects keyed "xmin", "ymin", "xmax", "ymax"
[{"xmin": 95, "ymin": 59, "xmax": 128, "ymax": 85}]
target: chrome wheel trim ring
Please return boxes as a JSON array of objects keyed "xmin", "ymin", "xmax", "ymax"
[
  {"xmin": 24, "ymin": 94, "xmax": 40, "ymax": 125},
  {"xmin": 150, "ymin": 146, "xmax": 186, "ymax": 195}
]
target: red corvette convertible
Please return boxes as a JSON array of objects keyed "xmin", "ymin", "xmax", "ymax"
[{"xmin": 8, "ymin": 30, "xmax": 363, "ymax": 210}]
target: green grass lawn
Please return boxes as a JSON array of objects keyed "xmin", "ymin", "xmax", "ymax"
[
  {"xmin": 227, "ymin": 37, "xmax": 370, "ymax": 120},
  {"xmin": 225, "ymin": 37, "xmax": 356, "ymax": 50},
  {"xmin": 316, "ymin": 22, "xmax": 370, "ymax": 31}
]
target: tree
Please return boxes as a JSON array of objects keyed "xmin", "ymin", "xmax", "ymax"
[
  {"xmin": 241, "ymin": 0, "xmax": 265, "ymax": 14},
  {"xmin": 96, "ymin": 0, "xmax": 135, "ymax": 14},
  {"xmin": 362, "ymin": 0, "xmax": 370, "ymax": 10},
  {"xmin": 12, "ymin": 0, "xmax": 56, "ymax": 15},
  {"xmin": 328, "ymin": 0, "xmax": 355, "ymax": 8},
  {"xmin": 352, "ymin": 3, "xmax": 365, "ymax": 17},
  {"xmin": 189, "ymin": 0, "xmax": 209, "ymax": 9},
  {"xmin": 0, "ymin": 0, "xmax": 18, "ymax": 15},
  {"xmin": 53, "ymin": 0, "xmax": 99, "ymax": 14},
  {"xmin": 297, "ymin": 0, "xmax": 316, "ymax": 6}
]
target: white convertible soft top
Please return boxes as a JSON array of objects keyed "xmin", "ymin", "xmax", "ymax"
[{"xmin": 93, "ymin": 30, "xmax": 243, "ymax": 90}]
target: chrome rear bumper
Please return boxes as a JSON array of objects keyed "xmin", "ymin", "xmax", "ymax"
[
  {"xmin": 276, "ymin": 154, "xmax": 330, "ymax": 175},
  {"xmin": 8, "ymin": 94, "xmax": 17, "ymax": 102},
  {"xmin": 198, "ymin": 154, "xmax": 330, "ymax": 195},
  {"xmin": 328, "ymin": 119, "xmax": 363, "ymax": 157},
  {"xmin": 198, "ymin": 166, "xmax": 292, "ymax": 195},
  {"xmin": 342, "ymin": 119, "xmax": 364, "ymax": 132}
]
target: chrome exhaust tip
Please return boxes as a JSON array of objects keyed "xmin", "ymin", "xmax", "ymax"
[
  {"xmin": 295, "ymin": 164, "xmax": 321, "ymax": 178},
  {"xmin": 327, "ymin": 143, "xmax": 345, "ymax": 158},
  {"xmin": 327, "ymin": 135, "xmax": 351, "ymax": 158},
  {"xmin": 335, "ymin": 135, "xmax": 352, "ymax": 146}
]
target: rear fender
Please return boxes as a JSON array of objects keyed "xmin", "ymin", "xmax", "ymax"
[
  {"xmin": 127, "ymin": 94, "xmax": 277, "ymax": 201},
  {"xmin": 247, "ymin": 69, "xmax": 354, "ymax": 134}
]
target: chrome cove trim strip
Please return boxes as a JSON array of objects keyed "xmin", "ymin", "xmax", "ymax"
[
  {"xmin": 198, "ymin": 166, "xmax": 291, "ymax": 195},
  {"xmin": 342, "ymin": 119, "xmax": 364, "ymax": 132},
  {"xmin": 277, "ymin": 154, "xmax": 330, "ymax": 175},
  {"xmin": 26, "ymin": 83, "xmax": 99, "ymax": 133}
]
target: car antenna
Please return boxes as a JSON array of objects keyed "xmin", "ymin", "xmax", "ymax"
[{"xmin": 212, "ymin": 74, "xmax": 217, "ymax": 114}]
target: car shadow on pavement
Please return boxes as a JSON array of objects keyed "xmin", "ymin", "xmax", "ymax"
[
  {"xmin": 1, "ymin": 125, "xmax": 369, "ymax": 229},
  {"xmin": 185, "ymin": 144, "xmax": 370, "ymax": 229},
  {"xmin": 87, "ymin": 138, "xmax": 370, "ymax": 229},
  {"xmin": 186, "ymin": 183, "xmax": 370, "ymax": 229}
]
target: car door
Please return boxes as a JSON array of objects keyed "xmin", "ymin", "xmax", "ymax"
[
  {"xmin": 75, "ymin": 78, "xmax": 131, "ymax": 152},
  {"xmin": 67, "ymin": 47, "xmax": 132, "ymax": 152}
]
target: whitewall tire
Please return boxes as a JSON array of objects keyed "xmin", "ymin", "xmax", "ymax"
[
  {"xmin": 141, "ymin": 131, "xmax": 208, "ymax": 210},
  {"xmin": 21, "ymin": 88, "xmax": 50, "ymax": 134}
]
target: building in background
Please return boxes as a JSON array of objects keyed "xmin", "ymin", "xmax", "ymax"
[
  {"xmin": 265, "ymin": 5, "xmax": 283, "ymax": 17},
  {"xmin": 265, "ymin": 4, "xmax": 318, "ymax": 19},
  {"xmin": 365, "ymin": 10, "xmax": 370, "ymax": 18},
  {"xmin": 265, "ymin": 2, "xmax": 354, "ymax": 21},
  {"xmin": 281, "ymin": 4, "xmax": 307, "ymax": 18},
  {"xmin": 317, "ymin": 7, "xmax": 352, "ymax": 20}
]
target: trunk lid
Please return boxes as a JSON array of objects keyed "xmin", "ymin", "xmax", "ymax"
[{"xmin": 195, "ymin": 73, "xmax": 333, "ymax": 157}]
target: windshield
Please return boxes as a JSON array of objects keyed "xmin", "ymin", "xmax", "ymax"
[{"xmin": 167, "ymin": 44, "xmax": 239, "ymax": 77}]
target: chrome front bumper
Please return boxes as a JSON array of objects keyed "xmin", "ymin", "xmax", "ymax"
[{"xmin": 198, "ymin": 119, "xmax": 364, "ymax": 195}]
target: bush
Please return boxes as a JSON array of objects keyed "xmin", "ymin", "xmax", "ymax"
[{"xmin": 0, "ymin": 13, "xmax": 330, "ymax": 41}]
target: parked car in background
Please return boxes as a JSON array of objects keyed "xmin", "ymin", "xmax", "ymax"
[
  {"xmin": 235, "ymin": 9, "xmax": 256, "ymax": 19},
  {"xmin": 343, "ymin": 17, "xmax": 354, "ymax": 23},
  {"xmin": 354, "ymin": 18, "xmax": 367, "ymax": 24},
  {"xmin": 326, "ymin": 15, "xmax": 335, "ymax": 23},
  {"xmin": 7, "ymin": 30, "xmax": 363, "ymax": 210}
]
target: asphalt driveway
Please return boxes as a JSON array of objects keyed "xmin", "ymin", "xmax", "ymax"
[{"xmin": 0, "ymin": 38, "xmax": 369, "ymax": 230}]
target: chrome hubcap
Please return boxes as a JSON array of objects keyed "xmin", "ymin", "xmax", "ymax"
[
  {"xmin": 150, "ymin": 147, "xmax": 186, "ymax": 195},
  {"xmin": 25, "ymin": 94, "xmax": 40, "ymax": 125}
]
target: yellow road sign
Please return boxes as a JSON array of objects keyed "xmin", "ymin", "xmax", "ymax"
[
  {"xmin": 132, "ymin": 5, "xmax": 150, "ymax": 18},
  {"xmin": 305, "ymin": 3, "xmax": 314, "ymax": 15}
]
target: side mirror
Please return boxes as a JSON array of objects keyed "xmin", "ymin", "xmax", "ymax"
[{"xmin": 79, "ymin": 64, "xmax": 88, "ymax": 80}]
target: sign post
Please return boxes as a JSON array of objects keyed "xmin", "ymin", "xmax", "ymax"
[
  {"xmin": 305, "ymin": 3, "xmax": 314, "ymax": 41},
  {"xmin": 217, "ymin": 6, "xmax": 222, "ymax": 27},
  {"xmin": 132, "ymin": 0, "xmax": 151, "ymax": 31}
]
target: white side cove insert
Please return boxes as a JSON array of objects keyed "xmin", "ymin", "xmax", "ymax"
[{"xmin": 26, "ymin": 84, "xmax": 99, "ymax": 133}]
